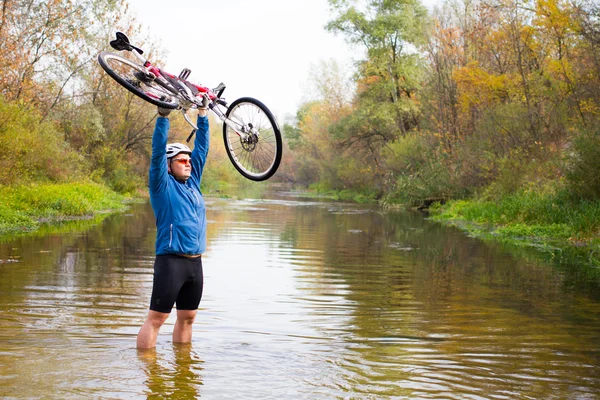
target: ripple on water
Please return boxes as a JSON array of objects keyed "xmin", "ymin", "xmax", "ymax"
[{"xmin": 0, "ymin": 198, "xmax": 599, "ymax": 399}]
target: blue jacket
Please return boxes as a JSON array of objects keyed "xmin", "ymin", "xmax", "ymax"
[{"xmin": 149, "ymin": 115, "xmax": 209, "ymax": 255}]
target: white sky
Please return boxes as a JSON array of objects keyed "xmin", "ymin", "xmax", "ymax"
[{"xmin": 125, "ymin": 0, "xmax": 440, "ymax": 122}]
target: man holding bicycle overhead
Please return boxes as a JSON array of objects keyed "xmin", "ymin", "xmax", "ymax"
[{"xmin": 137, "ymin": 99, "xmax": 210, "ymax": 349}]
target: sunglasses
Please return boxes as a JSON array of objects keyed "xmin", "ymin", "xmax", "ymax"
[{"xmin": 171, "ymin": 158, "xmax": 191, "ymax": 165}]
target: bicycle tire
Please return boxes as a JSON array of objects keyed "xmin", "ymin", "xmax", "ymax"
[
  {"xmin": 97, "ymin": 51, "xmax": 179, "ymax": 109},
  {"xmin": 223, "ymin": 97, "xmax": 282, "ymax": 181}
]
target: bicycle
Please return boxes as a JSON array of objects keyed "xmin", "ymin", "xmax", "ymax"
[{"xmin": 97, "ymin": 32, "xmax": 282, "ymax": 181}]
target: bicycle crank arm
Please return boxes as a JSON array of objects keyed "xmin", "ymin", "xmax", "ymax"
[{"xmin": 186, "ymin": 128, "xmax": 196, "ymax": 143}]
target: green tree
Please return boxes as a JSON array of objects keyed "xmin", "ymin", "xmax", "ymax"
[
  {"xmin": 324, "ymin": 0, "xmax": 430, "ymax": 195},
  {"xmin": 327, "ymin": 0, "xmax": 430, "ymax": 134}
]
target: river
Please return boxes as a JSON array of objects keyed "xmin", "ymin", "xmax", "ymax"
[{"xmin": 1, "ymin": 192, "xmax": 599, "ymax": 399}]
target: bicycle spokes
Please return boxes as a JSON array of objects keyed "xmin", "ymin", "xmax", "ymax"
[{"xmin": 223, "ymin": 98, "xmax": 282, "ymax": 181}]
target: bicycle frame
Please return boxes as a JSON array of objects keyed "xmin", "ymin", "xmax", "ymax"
[
  {"xmin": 100, "ymin": 31, "xmax": 282, "ymax": 182},
  {"xmin": 128, "ymin": 48, "xmax": 255, "ymax": 142}
]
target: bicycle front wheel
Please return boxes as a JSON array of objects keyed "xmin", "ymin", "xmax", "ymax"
[
  {"xmin": 97, "ymin": 51, "xmax": 179, "ymax": 109},
  {"xmin": 223, "ymin": 97, "xmax": 282, "ymax": 181}
]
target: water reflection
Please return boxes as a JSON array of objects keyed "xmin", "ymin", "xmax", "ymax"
[
  {"xmin": 138, "ymin": 344, "xmax": 204, "ymax": 399},
  {"xmin": 0, "ymin": 194, "xmax": 599, "ymax": 399}
]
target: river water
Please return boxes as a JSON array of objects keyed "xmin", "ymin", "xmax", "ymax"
[{"xmin": 0, "ymin": 192, "xmax": 599, "ymax": 399}]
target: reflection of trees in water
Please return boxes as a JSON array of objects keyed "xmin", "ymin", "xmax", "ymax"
[
  {"xmin": 228, "ymin": 199, "xmax": 600, "ymax": 399},
  {"xmin": 0, "ymin": 202, "xmax": 155, "ymax": 295},
  {"xmin": 206, "ymin": 197, "xmax": 599, "ymax": 319},
  {"xmin": 0, "ymin": 202, "xmax": 157, "ymax": 335},
  {"xmin": 138, "ymin": 344, "xmax": 204, "ymax": 399},
  {"xmin": 273, "ymin": 202, "xmax": 600, "ymax": 305}
]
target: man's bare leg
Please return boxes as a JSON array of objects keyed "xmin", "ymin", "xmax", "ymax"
[
  {"xmin": 137, "ymin": 310, "xmax": 170, "ymax": 349},
  {"xmin": 173, "ymin": 309, "xmax": 197, "ymax": 343}
]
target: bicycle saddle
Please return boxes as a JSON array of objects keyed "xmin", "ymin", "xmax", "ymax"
[{"xmin": 110, "ymin": 32, "xmax": 144, "ymax": 54}]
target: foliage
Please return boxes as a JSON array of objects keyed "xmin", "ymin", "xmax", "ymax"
[
  {"xmin": 326, "ymin": 0, "xmax": 430, "ymax": 119},
  {"xmin": 432, "ymin": 186, "xmax": 600, "ymax": 242},
  {"xmin": 564, "ymin": 127, "xmax": 600, "ymax": 200},
  {"xmin": 380, "ymin": 132, "xmax": 464, "ymax": 206},
  {"xmin": 0, "ymin": 182, "xmax": 128, "ymax": 235},
  {"xmin": 0, "ymin": 96, "xmax": 84, "ymax": 184},
  {"xmin": 0, "ymin": 0, "xmax": 242, "ymax": 196},
  {"xmin": 0, "ymin": 0, "xmax": 157, "ymax": 193},
  {"xmin": 430, "ymin": 185, "xmax": 600, "ymax": 265},
  {"xmin": 382, "ymin": 155, "xmax": 467, "ymax": 207},
  {"xmin": 278, "ymin": 0, "xmax": 432, "ymax": 195},
  {"xmin": 283, "ymin": 0, "xmax": 600, "ymax": 207},
  {"xmin": 0, "ymin": 0, "xmax": 130, "ymax": 109}
]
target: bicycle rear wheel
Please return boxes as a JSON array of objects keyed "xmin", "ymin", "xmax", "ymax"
[
  {"xmin": 97, "ymin": 51, "xmax": 179, "ymax": 109},
  {"xmin": 223, "ymin": 97, "xmax": 282, "ymax": 181}
]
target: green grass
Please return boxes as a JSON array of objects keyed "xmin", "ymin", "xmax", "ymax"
[
  {"xmin": 0, "ymin": 182, "xmax": 129, "ymax": 236},
  {"xmin": 430, "ymin": 189, "xmax": 600, "ymax": 265}
]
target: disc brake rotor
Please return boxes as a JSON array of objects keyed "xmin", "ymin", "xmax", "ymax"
[
  {"xmin": 241, "ymin": 135, "xmax": 258, "ymax": 151},
  {"xmin": 240, "ymin": 123, "xmax": 259, "ymax": 151}
]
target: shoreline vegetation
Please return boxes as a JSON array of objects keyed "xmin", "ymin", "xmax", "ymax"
[
  {"xmin": 0, "ymin": 180, "xmax": 263, "ymax": 240},
  {"xmin": 1, "ymin": 181, "xmax": 598, "ymax": 268},
  {"xmin": 0, "ymin": 182, "xmax": 132, "ymax": 238},
  {"xmin": 309, "ymin": 186, "xmax": 600, "ymax": 267},
  {"xmin": 428, "ymin": 191, "xmax": 600, "ymax": 267}
]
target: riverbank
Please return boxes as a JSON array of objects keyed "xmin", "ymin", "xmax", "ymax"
[
  {"xmin": 303, "ymin": 185, "xmax": 600, "ymax": 266},
  {"xmin": 429, "ymin": 189, "xmax": 600, "ymax": 266},
  {"xmin": 0, "ymin": 182, "xmax": 131, "ymax": 237}
]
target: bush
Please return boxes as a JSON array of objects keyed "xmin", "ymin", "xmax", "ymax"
[
  {"xmin": 382, "ymin": 133, "xmax": 470, "ymax": 206},
  {"xmin": 483, "ymin": 149, "xmax": 562, "ymax": 201},
  {"xmin": 384, "ymin": 159, "xmax": 468, "ymax": 207},
  {"xmin": 564, "ymin": 129, "xmax": 600, "ymax": 200},
  {"xmin": 0, "ymin": 96, "xmax": 85, "ymax": 185},
  {"xmin": 433, "ymin": 186, "xmax": 600, "ymax": 241}
]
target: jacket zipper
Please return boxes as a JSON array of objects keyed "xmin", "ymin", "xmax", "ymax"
[
  {"xmin": 169, "ymin": 224, "xmax": 173, "ymax": 248},
  {"xmin": 191, "ymin": 187, "xmax": 200, "ymax": 205},
  {"xmin": 190, "ymin": 188, "xmax": 201, "ymax": 248}
]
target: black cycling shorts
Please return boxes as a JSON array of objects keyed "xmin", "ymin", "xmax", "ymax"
[{"xmin": 149, "ymin": 254, "xmax": 204, "ymax": 313}]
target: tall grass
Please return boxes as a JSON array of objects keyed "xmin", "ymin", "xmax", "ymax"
[
  {"xmin": 0, "ymin": 182, "xmax": 128, "ymax": 235},
  {"xmin": 431, "ymin": 188, "xmax": 600, "ymax": 246}
]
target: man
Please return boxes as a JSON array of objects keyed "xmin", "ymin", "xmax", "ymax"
[{"xmin": 137, "ymin": 103, "xmax": 209, "ymax": 349}]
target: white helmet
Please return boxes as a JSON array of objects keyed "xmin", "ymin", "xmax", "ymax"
[{"xmin": 166, "ymin": 143, "xmax": 191, "ymax": 159}]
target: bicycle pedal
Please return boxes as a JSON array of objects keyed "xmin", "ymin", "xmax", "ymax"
[{"xmin": 179, "ymin": 68, "xmax": 191, "ymax": 80}]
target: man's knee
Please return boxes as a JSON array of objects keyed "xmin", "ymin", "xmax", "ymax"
[
  {"xmin": 176, "ymin": 309, "xmax": 197, "ymax": 324},
  {"xmin": 146, "ymin": 310, "xmax": 170, "ymax": 327}
]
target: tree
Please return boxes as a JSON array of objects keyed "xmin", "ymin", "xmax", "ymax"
[
  {"xmin": 0, "ymin": 0, "xmax": 123, "ymax": 107},
  {"xmin": 281, "ymin": 60, "xmax": 354, "ymax": 187},
  {"xmin": 327, "ymin": 0, "xmax": 430, "ymax": 135}
]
